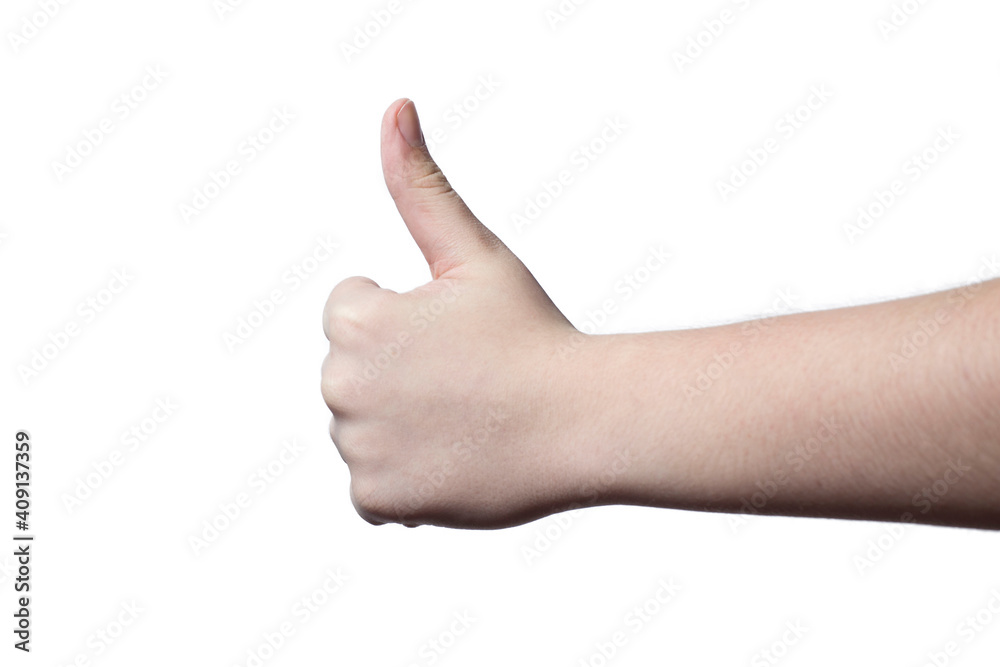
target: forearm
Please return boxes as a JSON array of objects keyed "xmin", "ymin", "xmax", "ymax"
[
  {"xmin": 329, "ymin": 99, "xmax": 998, "ymax": 531},
  {"xmin": 573, "ymin": 278, "xmax": 1000, "ymax": 528}
]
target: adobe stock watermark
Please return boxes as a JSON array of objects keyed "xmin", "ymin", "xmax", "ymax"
[
  {"xmin": 51, "ymin": 65, "xmax": 168, "ymax": 183},
  {"xmin": 672, "ymin": 0, "xmax": 758, "ymax": 73},
  {"xmin": 843, "ymin": 126, "xmax": 959, "ymax": 244},
  {"xmin": 61, "ymin": 397, "xmax": 179, "ymax": 514},
  {"xmin": 913, "ymin": 588, "xmax": 1000, "ymax": 667},
  {"xmin": 232, "ymin": 567, "xmax": 350, "ymax": 667},
  {"xmin": 716, "ymin": 85, "xmax": 833, "ymax": 202},
  {"xmin": 751, "ymin": 620, "xmax": 808, "ymax": 667},
  {"xmin": 392, "ymin": 408, "xmax": 508, "ymax": 522},
  {"xmin": 557, "ymin": 245, "xmax": 671, "ymax": 360},
  {"xmin": 511, "ymin": 116, "xmax": 628, "ymax": 233},
  {"xmin": 576, "ymin": 578, "xmax": 681, "ymax": 667},
  {"xmin": 852, "ymin": 456, "xmax": 972, "ymax": 575},
  {"xmin": 57, "ymin": 601, "xmax": 144, "ymax": 666},
  {"xmin": 404, "ymin": 610, "xmax": 476, "ymax": 667},
  {"xmin": 424, "ymin": 75, "xmax": 501, "ymax": 153},
  {"xmin": 213, "ymin": 0, "xmax": 250, "ymax": 20},
  {"xmin": 544, "ymin": 0, "xmax": 592, "ymax": 31},
  {"xmin": 224, "ymin": 235, "xmax": 339, "ymax": 352},
  {"xmin": 340, "ymin": 0, "xmax": 416, "ymax": 64},
  {"xmin": 188, "ymin": 438, "xmax": 307, "ymax": 556},
  {"xmin": 877, "ymin": 0, "xmax": 932, "ymax": 41},
  {"xmin": 520, "ymin": 448, "xmax": 633, "ymax": 566},
  {"xmin": 888, "ymin": 255, "xmax": 999, "ymax": 372},
  {"xmin": 727, "ymin": 416, "xmax": 841, "ymax": 534},
  {"xmin": 683, "ymin": 288, "xmax": 800, "ymax": 399},
  {"xmin": 7, "ymin": 0, "xmax": 73, "ymax": 54},
  {"xmin": 348, "ymin": 282, "xmax": 462, "ymax": 392},
  {"xmin": 16, "ymin": 268, "xmax": 135, "ymax": 386},
  {"xmin": 178, "ymin": 106, "xmax": 295, "ymax": 223}
]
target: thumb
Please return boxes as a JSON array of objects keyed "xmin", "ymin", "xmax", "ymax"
[{"xmin": 381, "ymin": 98, "xmax": 502, "ymax": 279}]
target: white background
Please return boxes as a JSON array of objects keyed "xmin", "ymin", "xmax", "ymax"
[{"xmin": 3, "ymin": 0, "xmax": 1000, "ymax": 665}]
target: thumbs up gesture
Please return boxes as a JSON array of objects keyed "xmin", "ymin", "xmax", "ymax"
[{"xmin": 321, "ymin": 99, "xmax": 588, "ymax": 528}]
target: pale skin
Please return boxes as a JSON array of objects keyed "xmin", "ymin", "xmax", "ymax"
[{"xmin": 321, "ymin": 98, "xmax": 1000, "ymax": 530}]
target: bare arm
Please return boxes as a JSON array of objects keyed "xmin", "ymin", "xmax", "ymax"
[
  {"xmin": 571, "ymin": 277, "xmax": 1000, "ymax": 529},
  {"xmin": 321, "ymin": 99, "xmax": 1000, "ymax": 530}
]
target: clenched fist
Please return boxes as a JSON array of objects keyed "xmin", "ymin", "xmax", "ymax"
[{"xmin": 321, "ymin": 99, "xmax": 608, "ymax": 529}]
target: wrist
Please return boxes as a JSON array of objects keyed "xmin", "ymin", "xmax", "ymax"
[
  {"xmin": 554, "ymin": 326, "xmax": 743, "ymax": 514},
  {"xmin": 545, "ymin": 330, "xmax": 673, "ymax": 511}
]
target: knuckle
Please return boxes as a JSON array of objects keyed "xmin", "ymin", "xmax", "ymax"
[
  {"xmin": 324, "ymin": 276, "xmax": 382, "ymax": 341},
  {"xmin": 332, "ymin": 275, "xmax": 376, "ymax": 294},
  {"xmin": 350, "ymin": 476, "xmax": 392, "ymax": 525},
  {"xmin": 328, "ymin": 420, "xmax": 360, "ymax": 469},
  {"xmin": 320, "ymin": 368, "xmax": 360, "ymax": 412},
  {"xmin": 326, "ymin": 300, "xmax": 377, "ymax": 344},
  {"xmin": 409, "ymin": 162, "xmax": 452, "ymax": 195}
]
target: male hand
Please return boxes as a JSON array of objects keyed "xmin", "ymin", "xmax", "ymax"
[{"xmin": 321, "ymin": 99, "xmax": 595, "ymax": 528}]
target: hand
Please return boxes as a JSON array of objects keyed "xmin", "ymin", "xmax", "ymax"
[
  {"xmin": 321, "ymin": 101, "xmax": 1000, "ymax": 533},
  {"xmin": 321, "ymin": 99, "xmax": 594, "ymax": 528}
]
